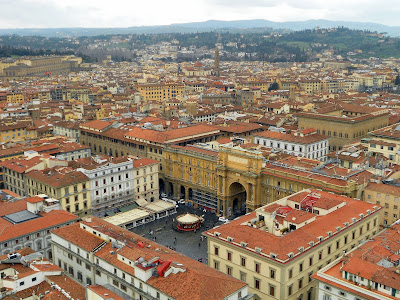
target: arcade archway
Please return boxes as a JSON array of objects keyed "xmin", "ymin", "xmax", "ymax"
[
  {"xmin": 168, "ymin": 182, "xmax": 174, "ymax": 197},
  {"xmin": 180, "ymin": 185, "xmax": 186, "ymax": 199},
  {"xmin": 159, "ymin": 179, "xmax": 165, "ymax": 194},
  {"xmin": 228, "ymin": 182, "xmax": 247, "ymax": 217}
]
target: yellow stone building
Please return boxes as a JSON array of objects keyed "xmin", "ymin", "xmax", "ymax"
[
  {"xmin": 26, "ymin": 168, "xmax": 91, "ymax": 217},
  {"xmin": 6, "ymin": 92, "xmax": 25, "ymax": 104},
  {"xmin": 0, "ymin": 56, "xmax": 82, "ymax": 78},
  {"xmin": 367, "ymin": 124, "xmax": 400, "ymax": 165},
  {"xmin": 364, "ymin": 182, "xmax": 400, "ymax": 227},
  {"xmin": 298, "ymin": 79, "xmax": 322, "ymax": 95},
  {"xmin": 204, "ymin": 189, "xmax": 381, "ymax": 300},
  {"xmin": 164, "ymin": 144, "xmax": 370, "ymax": 217},
  {"xmin": 298, "ymin": 110, "xmax": 389, "ymax": 151},
  {"xmin": 164, "ymin": 144, "xmax": 219, "ymax": 210},
  {"xmin": 135, "ymin": 82, "xmax": 184, "ymax": 101},
  {"xmin": 0, "ymin": 122, "xmax": 37, "ymax": 143}
]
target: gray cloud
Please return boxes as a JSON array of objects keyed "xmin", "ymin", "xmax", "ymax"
[{"xmin": 0, "ymin": 0, "xmax": 399, "ymax": 28}]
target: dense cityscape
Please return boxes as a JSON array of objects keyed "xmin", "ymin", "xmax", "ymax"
[{"xmin": 0, "ymin": 11, "xmax": 400, "ymax": 300}]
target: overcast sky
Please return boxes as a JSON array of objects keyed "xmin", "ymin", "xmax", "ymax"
[{"xmin": 1, "ymin": 0, "xmax": 400, "ymax": 28}]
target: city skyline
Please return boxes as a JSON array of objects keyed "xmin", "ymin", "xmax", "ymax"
[{"xmin": 1, "ymin": 0, "xmax": 400, "ymax": 29}]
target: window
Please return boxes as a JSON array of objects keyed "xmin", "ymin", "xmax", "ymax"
[
  {"xmin": 308, "ymin": 271, "xmax": 313, "ymax": 283},
  {"xmin": 299, "ymin": 262, "xmax": 303, "ymax": 272},
  {"xmin": 241, "ymin": 257, "xmax": 246, "ymax": 267},
  {"xmin": 269, "ymin": 285, "xmax": 275, "ymax": 296},
  {"xmin": 254, "ymin": 278, "xmax": 260, "ymax": 290},
  {"xmin": 240, "ymin": 272, "xmax": 246, "ymax": 282},
  {"xmin": 288, "ymin": 284, "xmax": 293, "ymax": 296},
  {"xmin": 255, "ymin": 263, "xmax": 260, "ymax": 274},
  {"xmin": 227, "ymin": 251, "xmax": 232, "ymax": 261},
  {"xmin": 95, "ymin": 270, "xmax": 101, "ymax": 277},
  {"xmin": 227, "ymin": 266, "xmax": 232, "ymax": 276},
  {"xmin": 309, "ymin": 256, "xmax": 313, "ymax": 266},
  {"xmin": 112, "ymin": 279, "xmax": 119, "ymax": 287},
  {"xmin": 270, "ymin": 268, "xmax": 275, "ymax": 279},
  {"xmin": 214, "ymin": 260, "xmax": 219, "ymax": 270},
  {"xmin": 298, "ymin": 277, "xmax": 303, "ymax": 289},
  {"xmin": 85, "ymin": 263, "xmax": 91, "ymax": 270},
  {"xmin": 288, "ymin": 269, "xmax": 293, "ymax": 279},
  {"xmin": 327, "ymin": 246, "xmax": 331, "ymax": 255}
]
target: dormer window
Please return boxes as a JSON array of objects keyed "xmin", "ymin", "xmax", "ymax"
[
  {"xmin": 270, "ymin": 253, "xmax": 277, "ymax": 259},
  {"xmin": 214, "ymin": 232, "xmax": 221, "ymax": 237},
  {"xmin": 227, "ymin": 237, "xmax": 234, "ymax": 242},
  {"xmin": 241, "ymin": 242, "xmax": 248, "ymax": 248},
  {"xmin": 318, "ymin": 236, "xmax": 323, "ymax": 242}
]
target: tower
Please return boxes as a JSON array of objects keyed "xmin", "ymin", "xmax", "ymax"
[{"xmin": 214, "ymin": 46, "xmax": 220, "ymax": 77}]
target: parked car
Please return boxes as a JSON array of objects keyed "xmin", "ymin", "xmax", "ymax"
[{"xmin": 177, "ymin": 199, "xmax": 186, "ymax": 204}]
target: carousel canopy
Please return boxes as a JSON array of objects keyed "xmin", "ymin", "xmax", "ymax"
[{"xmin": 176, "ymin": 213, "xmax": 201, "ymax": 224}]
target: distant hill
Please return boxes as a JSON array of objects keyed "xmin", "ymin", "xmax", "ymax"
[{"xmin": 0, "ymin": 19, "xmax": 400, "ymax": 37}]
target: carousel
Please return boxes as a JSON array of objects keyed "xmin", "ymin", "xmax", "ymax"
[{"xmin": 176, "ymin": 213, "xmax": 204, "ymax": 231}]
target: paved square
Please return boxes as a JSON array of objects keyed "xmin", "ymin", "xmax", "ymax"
[{"xmin": 130, "ymin": 204, "xmax": 221, "ymax": 263}]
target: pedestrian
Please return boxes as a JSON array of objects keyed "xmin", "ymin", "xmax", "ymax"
[{"xmin": 198, "ymin": 242, "xmax": 201, "ymax": 247}]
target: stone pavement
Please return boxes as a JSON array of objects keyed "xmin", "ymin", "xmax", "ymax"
[{"xmin": 130, "ymin": 204, "xmax": 220, "ymax": 263}]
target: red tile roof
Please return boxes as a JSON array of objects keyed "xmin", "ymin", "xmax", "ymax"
[
  {"xmin": 255, "ymin": 130, "xmax": 328, "ymax": 144},
  {"xmin": 132, "ymin": 157, "xmax": 159, "ymax": 168},
  {"xmin": 54, "ymin": 218, "xmax": 247, "ymax": 300},
  {"xmin": 205, "ymin": 190, "xmax": 380, "ymax": 262},
  {"xmin": 0, "ymin": 209, "xmax": 78, "ymax": 242},
  {"xmin": 26, "ymin": 168, "xmax": 88, "ymax": 188}
]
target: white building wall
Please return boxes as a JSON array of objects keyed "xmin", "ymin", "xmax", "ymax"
[
  {"xmin": 254, "ymin": 137, "xmax": 329, "ymax": 161},
  {"xmin": 79, "ymin": 160, "xmax": 135, "ymax": 215}
]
